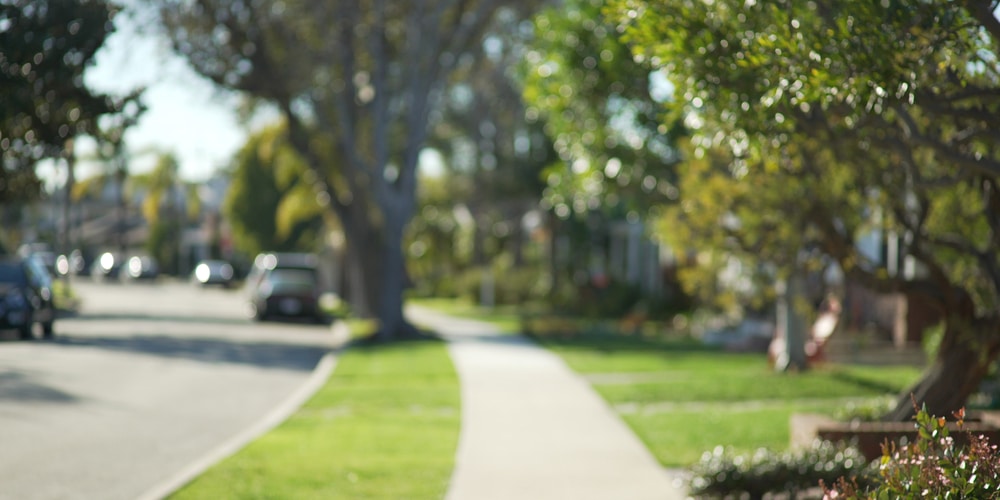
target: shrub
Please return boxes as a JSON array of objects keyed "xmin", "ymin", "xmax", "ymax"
[
  {"xmin": 446, "ymin": 264, "xmax": 550, "ymax": 307},
  {"xmin": 688, "ymin": 440, "xmax": 874, "ymax": 499},
  {"xmin": 832, "ymin": 396, "xmax": 896, "ymax": 423},
  {"xmin": 824, "ymin": 406, "xmax": 1000, "ymax": 499}
]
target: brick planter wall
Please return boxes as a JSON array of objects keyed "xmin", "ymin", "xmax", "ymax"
[{"xmin": 791, "ymin": 411, "xmax": 1000, "ymax": 461}]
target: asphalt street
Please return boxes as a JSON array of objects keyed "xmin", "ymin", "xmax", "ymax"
[{"xmin": 0, "ymin": 279, "xmax": 337, "ymax": 500}]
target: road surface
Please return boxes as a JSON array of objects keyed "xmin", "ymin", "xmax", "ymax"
[{"xmin": 0, "ymin": 279, "xmax": 338, "ymax": 500}]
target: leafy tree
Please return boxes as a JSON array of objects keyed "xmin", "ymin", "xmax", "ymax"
[
  {"xmin": 158, "ymin": 0, "xmax": 536, "ymax": 340},
  {"xmin": 223, "ymin": 123, "xmax": 326, "ymax": 257},
  {"xmin": 0, "ymin": 0, "xmax": 121, "ymax": 202},
  {"xmin": 519, "ymin": 0, "xmax": 684, "ymax": 309},
  {"xmin": 521, "ymin": 0, "xmax": 681, "ymax": 219},
  {"xmin": 416, "ymin": 8, "xmax": 554, "ymax": 292},
  {"xmin": 132, "ymin": 152, "xmax": 198, "ymax": 274},
  {"xmin": 611, "ymin": 0, "xmax": 1000, "ymax": 420}
]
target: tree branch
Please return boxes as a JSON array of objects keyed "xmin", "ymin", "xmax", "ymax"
[
  {"xmin": 368, "ymin": 0, "xmax": 392, "ymax": 212},
  {"xmin": 962, "ymin": 0, "xmax": 1000, "ymax": 55},
  {"xmin": 895, "ymin": 105, "xmax": 1000, "ymax": 178}
]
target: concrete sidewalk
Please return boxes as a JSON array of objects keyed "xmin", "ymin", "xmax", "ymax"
[{"xmin": 406, "ymin": 306, "xmax": 688, "ymax": 500}]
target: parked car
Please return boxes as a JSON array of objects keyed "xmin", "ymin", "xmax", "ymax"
[
  {"xmin": 193, "ymin": 259, "xmax": 235, "ymax": 288},
  {"xmin": 245, "ymin": 253, "xmax": 325, "ymax": 323},
  {"xmin": 17, "ymin": 242, "xmax": 57, "ymax": 276},
  {"xmin": 56, "ymin": 248, "xmax": 93, "ymax": 276},
  {"xmin": 0, "ymin": 256, "xmax": 56, "ymax": 339},
  {"xmin": 92, "ymin": 252, "xmax": 124, "ymax": 281},
  {"xmin": 123, "ymin": 255, "xmax": 159, "ymax": 281}
]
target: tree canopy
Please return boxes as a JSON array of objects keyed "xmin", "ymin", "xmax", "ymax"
[
  {"xmin": 521, "ymin": 0, "xmax": 681, "ymax": 220},
  {"xmin": 0, "ymin": 0, "xmax": 121, "ymax": 202},
  {"xmin": 159, "ymin": 0, "xmax": 535, "ymax": 339},
  {"xmin": 223, "ymin": 123, "xmax": 326, "ymax": 257},
  {"xmin": 610, "ymin": 0, "xmax": 1000, "ymax": 419}
]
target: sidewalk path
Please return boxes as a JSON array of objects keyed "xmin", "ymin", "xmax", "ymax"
[{"xmin": 406, "ymin": 306, "xmax": 688, "ymax": 500}]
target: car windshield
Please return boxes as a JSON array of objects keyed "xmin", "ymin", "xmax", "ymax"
[
  {"xmin": 0, "ymin": 262, "xmax": 28, "ymax": 286},
  {"xmin": 267, "ymin": 269, "xmax": 317, "ymax": 287}
]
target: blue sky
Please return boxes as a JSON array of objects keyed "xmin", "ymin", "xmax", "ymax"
[{"xmin": 45, "ymin": 8, "xmax": 248, "ymax": 186}]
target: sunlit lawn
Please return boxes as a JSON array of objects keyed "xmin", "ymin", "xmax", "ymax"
[
  {"xmin": 539, "ymin": 334, "xmax": 922, "ymax": 467},
  {"xmin": 410, "ymin": 299, "xmax": 923, "ymax": 467},
  {"xmin": 170, "ymin": 340, "xmax": 459, "ymax": 499},
  {"xmin": 625, "ymin": 402, "xmax": 852, "ymax": 466}
]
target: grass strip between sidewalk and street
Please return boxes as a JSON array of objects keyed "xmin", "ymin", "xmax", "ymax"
[{"xmin": 169, "ymin": 338, "xmax": 460, "ymax": 500}]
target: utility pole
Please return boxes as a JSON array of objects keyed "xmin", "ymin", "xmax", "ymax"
[{"xmin": 62, "ymin": 139, "xmax": 75, "ymax": 294}]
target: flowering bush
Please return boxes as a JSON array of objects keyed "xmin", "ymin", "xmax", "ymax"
[{"xmin": 823, "ymin": 406, "xmax": 1000, "ymax": 499}]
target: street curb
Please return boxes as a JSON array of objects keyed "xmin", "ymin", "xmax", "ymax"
[{"xmin": 136, "ymin": 323, "xmax": 350, "ymax": 500}]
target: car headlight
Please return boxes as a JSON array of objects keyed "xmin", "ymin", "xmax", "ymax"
[
  {"xmin": 100, "ymin": 252, "xmax": 115, "ymax": 271},
  {"xmin": 195, "ymin": 264, "xmax": 210, "ymax": 283},
  {"xmin": 128, "ymin": 257, "xmax": 143, "ymax": 277}
]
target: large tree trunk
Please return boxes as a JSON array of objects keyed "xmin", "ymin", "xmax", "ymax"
[
  {"xmin": 342, "ymin": 233, "xmax": 371, "ymax": 318},
  {"xmin": 340, "ymin": 198, "xmax": 418, "ymax": 342},
  {"xmin": 372, "ymin": 211, "xmax": 418, "ymax": 341},
  {"xmin": 884, "ymin": 319, "xmax": 1000, "ymax": 421}
]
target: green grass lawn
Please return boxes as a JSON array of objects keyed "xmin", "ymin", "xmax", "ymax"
[
  {"xmin": 408, "ymin": 301, "xmax": 922, "ymax": 467},
  {"xmin": 625, "ymin": 401, "xmax": 851, "ymax": 466},
  {"xmin": 538, "ymin": 334, "xmax": 922, "ymax": 467},
  {"xmin": 170, "ymin": 339, "xmax": 460, "ymax": 499}
]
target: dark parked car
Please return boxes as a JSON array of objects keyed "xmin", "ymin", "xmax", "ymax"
[
  {"xmin": 63, "ymin": 248, "xmax": 95, "ymax": 276},
  {"xmin": 246, "ymin": 253, "xmax": 325, "ymax": 323},
  {"xmin": 193, "ymin": 259, "xmax": 235, "ymax": 288},
  {"xmin": 0, "ymin": 256, "xmax": 56, "ymax": 339}
]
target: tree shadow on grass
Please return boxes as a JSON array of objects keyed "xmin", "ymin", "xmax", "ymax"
[{"xmin": 829, "ymin": 370, "xmax": 906, "ymax": 395}]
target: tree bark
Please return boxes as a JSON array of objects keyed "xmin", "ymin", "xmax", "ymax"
[
  {"xmin": 338, "ymin": 194, "xmax": 419, "ymax": 342},
  {"xmin": 373, "ymin": 211, "xmax": 418, "ymax": 341},
  {"xmin": 884, "ymin": 319, "xmax": 1000, "ymax": 421}
]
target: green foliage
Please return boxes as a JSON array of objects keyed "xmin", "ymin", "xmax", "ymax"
[
  {"xmin": 0, "ymin": 0, "xmax": 121, "ymax": 202},
  {"xmin": 550, "ymin": 278, "xmax": 691, "ymax": 320},
  {"xmin": 833, "ymin": 396, "xmax": 897, "ymax": 423},
  {"xmin": 607, "ymin": 0, "xmax": 1000, "ymax": 416},
  {"xmin": 521, "ymin": 0, "xmax": 681, "ymax": 218},
  {"xmin": 162, "ymin": 0, "xmax": 540, "ymax": 338},
  {"xmin": 222, "ymin": 123, "xmax": 326, "ymax": 256},
  {"xmin": 130, "ymin": 152, "xmax": 201, "ymax": 274},
  {"xmin": 689, "ymin": 440, "xmax": 874, "ymax": 499},
  {"xmin": 147, "ymin": 218, "xmax": 179, "ymax": 275},
  {"xmin": 447, "ymin": 261, "xmax": 550, "ymax": 307},
  {"xmin": 825, "ymin": 407, "xmax": 1000, "ymax": 498},
  {"xmin": 606, "ymin": 0, "xmax": 1000, "ymax": 305}
]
